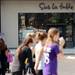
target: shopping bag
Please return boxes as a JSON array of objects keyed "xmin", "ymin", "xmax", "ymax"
[
  {"xmin": 7, "ymin": 52, "xmax": 13, "ymax": 63},
  {"xmin": 25, "ymin": 67, "xmax": 34, "ymax": 75}
]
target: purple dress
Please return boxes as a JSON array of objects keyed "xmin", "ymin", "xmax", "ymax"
[{"xmin": 43, "ymin": 43, "xmax": 60, "ymax": 75}]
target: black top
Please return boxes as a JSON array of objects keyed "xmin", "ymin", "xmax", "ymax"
[
  {"xmin": 19, "ymin": 47, "xmax": 35, "ymax": 73},
  {"xmin": 0, "ymin": 45, "xmax": 8, "ymax": 69}
]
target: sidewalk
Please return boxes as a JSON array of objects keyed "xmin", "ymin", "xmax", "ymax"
[
  {"xmin": 6, "ymin": 55, "xmax": 75, "ymax": 75},
  {"xmin": 6, "ymin": 48, "xmax": 75, "ymax": 75}
]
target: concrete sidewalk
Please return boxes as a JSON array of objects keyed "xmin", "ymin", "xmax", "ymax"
[
  {"xmin": 58, "ymin": 55, "xmax": 75, "ymax": 75},
  {"xmin": 6, "ymin": 55, "xmax": 75, "ymax": 75},
  {"xmin": 6, "ymin": 48, "xmax": 75, "ymax": 75}
]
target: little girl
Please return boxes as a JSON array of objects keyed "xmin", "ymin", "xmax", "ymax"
[
  {"xmin": 34, "ymin": 31, "xmax": 47, "ymax": 75},
  {"xmin": 43, "ymin": 28, "xmax": 65, "ymax": 75}
]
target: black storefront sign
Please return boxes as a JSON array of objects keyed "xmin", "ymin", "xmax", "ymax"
[{"xmin": 39, "ymin": 2, "xmax": 74, "ymax": 10}]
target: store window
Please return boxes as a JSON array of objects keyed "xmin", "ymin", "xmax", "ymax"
[{"xmin": 18, "ymin": 13, "xmax": 75, "ymax": 48}]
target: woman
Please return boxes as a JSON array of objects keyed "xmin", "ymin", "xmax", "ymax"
[
  {"xmin": 43, "ymin": 28, "xmax": 65, "ymax": 75},
  {"xmin": 12, "ymin": 37, "xmax": 35, "ymax": 75},
  {"xmin": 0, "ymin": 38, "xmax": 8, "ymax": 75},
  {"xmin": 34, "ymin": 31, "xmax": 47, "ymax": 75}
]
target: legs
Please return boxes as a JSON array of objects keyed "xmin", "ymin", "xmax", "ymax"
[
  {"xmin": 36, "ymin": 70, "xmax": 43, "ymax": 75},
  {"xmin": 12, "ymin": 71, "xmax": 22, "ymax": 75}
]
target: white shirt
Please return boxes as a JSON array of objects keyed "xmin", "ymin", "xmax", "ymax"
[{"xmin": 35, "ymin": 41, "xmax": 44, "ymax": 70}]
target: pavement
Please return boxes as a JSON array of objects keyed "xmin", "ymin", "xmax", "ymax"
[
  {"xmin": 6, "ymin": 48, "xmax": 75, "ymax": 75},
  {"xmin": 58, "ymin": 55, "xmax": 75, "ymax": 75},
  {"xmin": 5, "ymin": 55, "xmax": 75, "ymax": 75}
]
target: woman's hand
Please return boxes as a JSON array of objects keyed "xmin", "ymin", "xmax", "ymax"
[
  {"xmin": 58, "ymin": 37, "xmax": 65, "ymax": 59},
  {"xmin": 59, "ymin": 37, "xmax": 65, "ymax": 47}
]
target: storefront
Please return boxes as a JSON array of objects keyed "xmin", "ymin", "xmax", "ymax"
[
  {"xmin": 18, "ymin": 13, "xmax": 75, "ymax": 48},
  {"xmin": 1, "ymin": 0, "xmax": 75, "ymax": 49}
]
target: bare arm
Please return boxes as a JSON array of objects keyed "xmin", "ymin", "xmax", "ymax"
[{"xmin": 34, "ymin": 47, "xmax": 43, "ymax": 71}]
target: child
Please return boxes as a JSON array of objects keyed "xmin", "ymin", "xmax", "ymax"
[
  {"xmin": 43, "ymin": 28, "xmax": 65, "ymax": 75},
  {"xmin": 12, "ymin": 37, "xmax": 35, "ymax": 75},
  {"xmin": 34, "ymin": 31, "xmax": 47, "ymax": 75}
]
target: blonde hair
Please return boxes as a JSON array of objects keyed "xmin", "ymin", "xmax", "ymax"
[
  {"xmin": 46, "ymin": 28, "xmax": 59, "ymax": 45},
  {"xmin": 26, "ymin": 32, "xmax": 36, "ymax": 39}
]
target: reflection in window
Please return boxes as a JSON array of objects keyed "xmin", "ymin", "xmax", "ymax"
[{"xmin": 18, "ymin": 13, "xmax": 75, "ymax": 48}]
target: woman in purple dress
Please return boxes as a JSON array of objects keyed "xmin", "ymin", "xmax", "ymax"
[{"xmin": 43, "ymin": 28, "xmax": 65, "ymax": 75}]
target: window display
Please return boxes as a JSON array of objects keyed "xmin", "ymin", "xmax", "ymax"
[{"xmin": 18, "ymin": 13, "xmax": 75, "ymax": 48}]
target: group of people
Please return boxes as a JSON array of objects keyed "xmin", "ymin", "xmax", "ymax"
[
  {"xmin": 0, "ymin": 27, "xmax": 65, "ymax": 75},
  {"xmin": 11, "ymin": 27, "xmax": 65, "ymax": 75},
  {"xmin": 0, "ymin": 38, "xmax": 11, "ymax": 75}
]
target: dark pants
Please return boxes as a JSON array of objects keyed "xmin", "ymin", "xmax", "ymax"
[
  {"xmin": 0, "ymin": 68, "xmax": 1, "ymax": 75},
  {"xmin": 12, "ymin": 71, "xmax": 22, "ymax": 75},
  {"xmin": 36, "ymin": 70, "xmax": 43, "ymax": 75},
  {"xmin": 0, "ymin": 69, "xmax": 6, "ymax": 75}
]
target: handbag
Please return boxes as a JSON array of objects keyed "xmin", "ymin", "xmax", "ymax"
[{"xmin": 11, "ymin": 55, "xmax": 20, "ymax": 72}]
